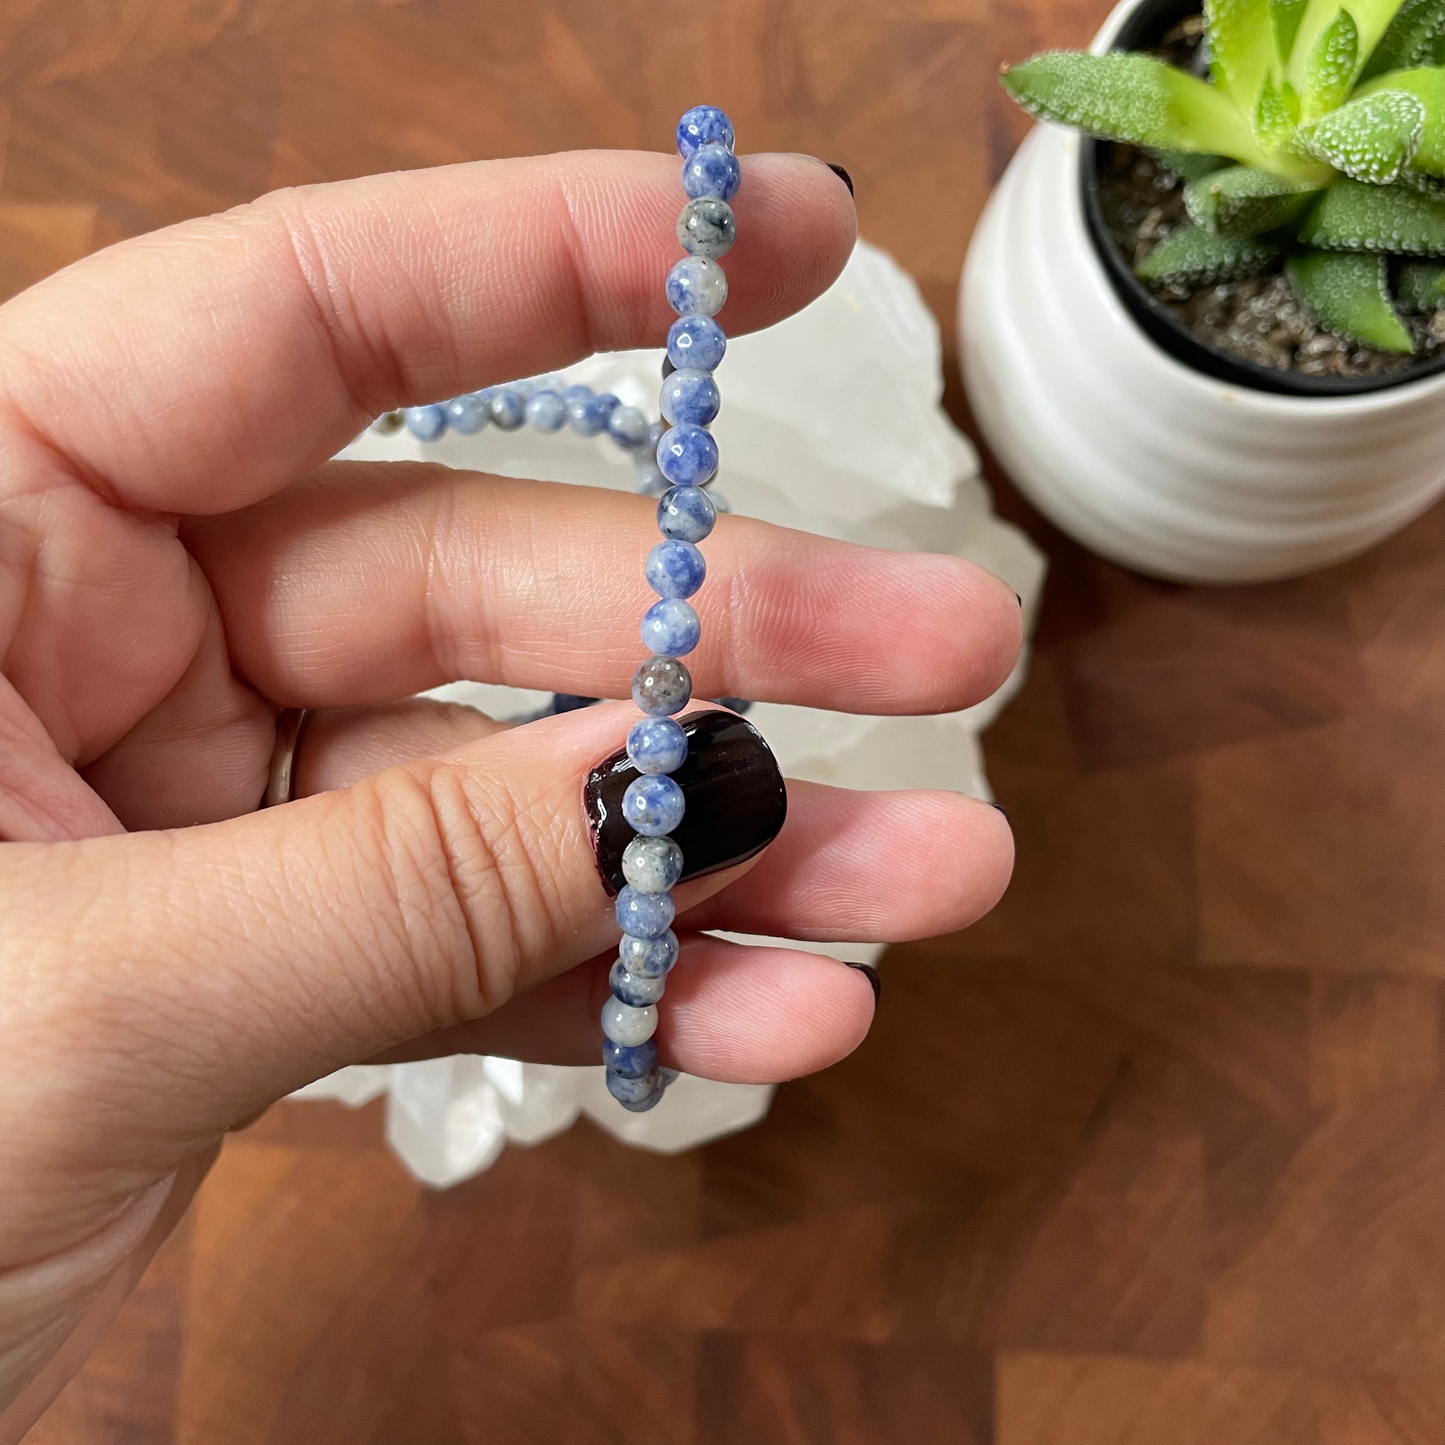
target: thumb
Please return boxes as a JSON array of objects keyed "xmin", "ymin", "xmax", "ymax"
[{"xmin": 0, "ymin": 702, "xmax": 778, "ymax": 1263}]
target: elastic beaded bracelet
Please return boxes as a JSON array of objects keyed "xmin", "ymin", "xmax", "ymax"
[{"xmin": 369, "ymin": 106, "xmax": 739, "ymax": 1112}]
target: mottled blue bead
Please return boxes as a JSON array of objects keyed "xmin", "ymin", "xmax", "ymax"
[
  {"xmin": 682, "ymin": 143, "xmax": 742, "ymax": 202},
  {"xmin": 619, "ymin": 929, "xmax": 679, "ymax": 976},
  {"xmin": 657, "ymin": 424, "xmax": 718, "ymax": 487},
  {"xmin": 644, "ymin": 420, "xmax": 667, "ymax": 454},
  {"xmin": 641, "ymin": 598, "xmax": 701, "ymax": 657},
  {"xmin": 660, "ymin": 368, "xmax": 720, "ymax": 427},
  {"xmin": 601, "ymin": 995, "xmax": 657, "ymax": 1045},
  {"xmin": 634, "ymin": 462, "xmax": 670, "ymax": 497},
  {"xmin": 444, "ymin": 394, "xmax": 488, "ymax": 434},
  {"xmin": 602, "ymin": 1036, "xmax": 657, "ymax": 1078},
  {"xmin": 632, "ymin": 656, "xmax": 692, "ymax": 716},
  {"xmin": 656, "ymin": 485, "xmax": 717, "ymax": 543},
  {"xmin": 488, "ymin": 389, "xmax": 526, "ymax": 430},
  {"xmin": 607, "ymin": 405, "xmax": 651, "ymax": 450},
  {"xmin": 525, "ymin": 389, "xmax": 566, "ymax": 432},
  {"xmin": 666, "ymin": 257, "xmax": 728, "ymax": 317},
  {"xmin": 622, "ymin": 773, "xmax": 686, "ymax": 835},
  {"xmin": 563, "ymin": 383, "xmax": 592, "ymax": 403},
  {"xmin": 676, "ymin": 105, "xmax": 735, "ymax": 158},
  {"xmin": 623, "ymin": 835, "xmax": 685, "ymax": 893},
  {"xmin": 627, "ymin": 715, "xmax": 688, "ymax": 774},
  {"xmin": 605, "ymin": 1067, "xmax": 665, "ymax": 1110},
  {"xmin": 615, "ymin": 885, "xmax": 675, "ymax": 938},
  {"xmin": 666, "ymin": 316, "xmax": 727, "ymax": 373},
  {"xmin": 645, "ymin": 539, "xmax": 706, "ymax": 599},
  {"xmin": 609, "ymin": 959, "xmax": 666, "ymax": 1007},
  {"xmin": 404, "ymin": 404, "xmax": 447, "ymax": 441},
  {"xmin": 567, "ymin": 391, "xmax": 618, "ymax": 436}
]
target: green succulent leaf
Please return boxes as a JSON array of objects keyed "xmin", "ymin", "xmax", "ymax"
[
  {"xmin": 1299, "ymin": 174, "xmax": 1445, "ymax": 251},
  {"xmin": 1358, "ymin": 0, "xmax": 1445, "ymax": 77},
  {"xmin": 1152, "ymin": 148, "xmax": 1233, "ymax": 179},
  {"xmin": 1272, "ymin": 0, "xmax": 1311, "ymax": 57},
  {"xmin": 1255, "ymin": 74, "xmax": 1299, "ymax": 148},
  {"xmin": 1000, "ymin": 52, "xmax": 1264, "ymax": 163},
  {"xmin": 1298, "ymin": 89, "xmax": 1425, "ymax": 180},
  {"xmin": 1286, "ymin": 248, "xmax": 1414, "ymax": 346},
  {"xmin": 1290, "ymin": 0, "xmax": 1411, "ymax": 97},
  {"xmin": 1397, "ymin": 258, "xmax": 1445, "ymax": 304},
  {"xmin": 1207, "ymin": 0, "xmax": 1278, "ymax": 107},
  {"xmin": 1135, "ymin": 225, "xmax": 1282, "ymax": 284},
  {"xmin": 1359, "ymin": 67, "xmax": 1445, "ymax": 172},
  {"xmin": 1185, "ymin": 164, "xmax": 1325, "ymax": 232},
  {"xmin": 1301, "ymin": 8, "xmax": 1361, "ymax": 117}
]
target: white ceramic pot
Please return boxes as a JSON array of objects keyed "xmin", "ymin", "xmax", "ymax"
[{"xmin": 961, "ymin": 0, "xmax": 1445, "ymax": 584}]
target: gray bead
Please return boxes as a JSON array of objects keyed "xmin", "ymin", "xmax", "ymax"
[
  {"xmin": 610, "ymin": 959, "xmax": 666, "ymax": 1006},
  {"xmin": 677, "ymin": 198, "xmax": 736, "ymax": 260},
  {"xmin": 601, "ymin": 996, "xmax": 657, "ymax": 1046},
  {"xmin": 632, "ymin": 656, "xmax": 692, "ymax": 716},
  {"xmin": 371, "ymin": 410, "xmax": 405, "ymax": 435},
  {"xmin": 619, "ymin": 930, "xmax": 679, "ymax": 977},
  {"xmin": 622, "ymin": 835, "xmax": 684, "ymax": 894}
]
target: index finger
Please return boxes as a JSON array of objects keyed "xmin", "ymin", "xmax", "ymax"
[{"xmin": 0, "ymin": 150, "xmax": 855, "ymax": 514}]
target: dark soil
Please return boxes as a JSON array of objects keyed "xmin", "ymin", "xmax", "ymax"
[{"xmin": 1096, "ymin": 15, "xmax": 1445, "ymax": 380}]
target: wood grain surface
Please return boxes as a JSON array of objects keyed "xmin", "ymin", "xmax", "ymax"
[{"xmin": 12, "ymin": 1, "xmax": 1445, "ymax": 1441}]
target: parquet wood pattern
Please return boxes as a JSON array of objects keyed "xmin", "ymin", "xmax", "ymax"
[{"xmin": 13, "ymin": 2, "xmax": 1445, "ymax": 1441}]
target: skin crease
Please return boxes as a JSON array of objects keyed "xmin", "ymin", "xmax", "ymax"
[{"xmin": 0, "ymin": 148, "xmax": 1021, "ymax": 1439}]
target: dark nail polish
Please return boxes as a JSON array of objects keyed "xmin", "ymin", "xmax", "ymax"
[
  {"xmin": 846, "ymin": 961, "xmax": 880, "ymax": 1003},
  {"xmin": 989, "ymin": 801, "xmax": 1009, "ymax": 820},
  {"xmin": 1014, "ymin": 592, "xmax": 1022, "ymax": 606},
  {"xmin": 662, "ymin": 355, "xmax": 676, "ymax": 380},
  {"xmin": 827, "ymin": 162, "xmax": 854, "ymax": 197},
  {"xmin": 586, "ymin": 709, "xmax": 787, "ymax": 896}
]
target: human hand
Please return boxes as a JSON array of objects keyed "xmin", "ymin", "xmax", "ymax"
[{"xmin": 0, "ymin": 150, "xmax": 1020, "ymax": 1436}]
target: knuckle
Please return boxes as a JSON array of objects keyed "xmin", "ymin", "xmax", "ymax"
[{"xmin": 361, "ymin": 761, "xmax": 557, "ymax": 1022}]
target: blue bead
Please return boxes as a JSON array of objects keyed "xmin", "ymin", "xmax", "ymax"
[
  {"xmin": 488, "ymin": 389, "xmax": 525, "ymax": 430},
  {"xmin": 667, "ymin": 316, "xmax": 727, "ymax": 373},
  {"xmin": 657, "ymin": 424, "xmax": 718, "ymax": 487},
  {"xmin": 627, "ymin": 715, "xmax": 688, "ymax": 774},
  {"xmin": 605, "ymin": 1067, "xmax": 665, "ymax": 1110},
  {"xmin": 660, "ymin": 368, "xmax": 720, "ymax": 427},
  {"xmin": 615, "ymin": 885, "xmax": 675, "ymax": 938},
  {"xmin": 603, "ymin": 1036, "xmax": 658, "ymax": 1078},
  {"xmin": 666, "ymin": 257, "xmax": 728, "ymax": 317},
  {"xmin": 657, "ymin": 486, "xmax": 717, "ymax": 543},
  {"xmin": 682, "ymin": 143, "xmax": 742, "ymax": 202},
  {"xmin": 563, "ymin": 383, "xmax": 592, "ymax": 403},
  {"xmin": 568, "ymin": 391, "xmax": 618, "ymax": 436},
  {"xmin": 444, "ymin": 394, "xmax": 488, "ymax": 434},
  {"xmin": 526, "ymin": 389, "xmax": 566, "ymax": 432},
  {"xmin": 677, "ymin": 105, "xmax": 735, "ymax": 158},
  {"xmin": 607, "ymin": 405, "xmax": 651, "ymax": 450},
  {"xmin": 645, "ymin": 539, "xmax": 706, "ymax": 599},
  {"xmin": 404, "ymin": 404, "xmax": 447, "ymax": 441},
  {"xmin": 641, "ymin": 598, "xmax": 701, "ymax": 657},
  {"xmin": 622, "ymin": 773, "xmax": 686, "ymax": 835},
  {"xmin": 619, "ymin": 929, "xmax": 679, "ymax": 976},
  {"xmin": 634, "ymin": 462, "xmax": 670, "ymax": 497},
  {"xmin": 609, "ymin": 959, "xmax": 666, "ymax": 1007}
]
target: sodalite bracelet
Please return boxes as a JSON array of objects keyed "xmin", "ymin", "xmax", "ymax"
[{"xmin": 371, "ymin": 106, "xmax": 738, "ymax": 1112}]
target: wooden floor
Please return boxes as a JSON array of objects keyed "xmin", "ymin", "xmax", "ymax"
[{"xmin": 12, "ymin": 1, "xmax": 1445, "ymax": 1441}]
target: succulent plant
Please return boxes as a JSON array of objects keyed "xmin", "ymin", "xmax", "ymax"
[{"xmin": 1002, "ymin": 0, "xmax": 1445, "ymax": 351}]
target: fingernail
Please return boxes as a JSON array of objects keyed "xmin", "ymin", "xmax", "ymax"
[
  {"xmin": 827, "ymin": 162, "xmax": 854, "ymax": 196},
  {"xmin": 586, "ymin": 709, "xmax": 787, "ymax": 895},
  {"xmin": 1014, "ymin": 592, "xmax": 1023, "ymax": 607},
  {"xmin": 989, "ymin": 801, "xmax": 1009, "ymax": 821},
  {"xmin": 846, "ymin": 961, "xmax": 880, "ymax": 1003}
]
